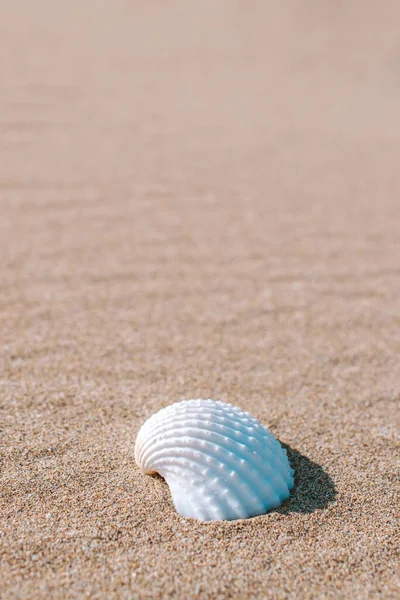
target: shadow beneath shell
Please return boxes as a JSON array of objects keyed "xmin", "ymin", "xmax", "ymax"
[{"xmin": 275, "ymin": 442, "xmax": 337, "ymax": 514}]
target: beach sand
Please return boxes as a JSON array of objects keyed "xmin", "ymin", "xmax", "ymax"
[{"xmin": 1, "ymin": 1, "xmax": 399, "ymax": 598}]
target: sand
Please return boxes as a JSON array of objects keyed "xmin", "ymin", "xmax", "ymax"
[{"xmin": 1, "ymin": 1, "xmax": 399, "ymax": 598}]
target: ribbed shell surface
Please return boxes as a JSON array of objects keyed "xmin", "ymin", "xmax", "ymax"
[{"xmin": 135, "ymin": 399, "xmax": 294, "ymax": 521}]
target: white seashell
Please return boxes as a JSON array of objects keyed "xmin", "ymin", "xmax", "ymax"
[{"xmin": 135, "ymin": 399, "xmax": 294, "ymax": 521}]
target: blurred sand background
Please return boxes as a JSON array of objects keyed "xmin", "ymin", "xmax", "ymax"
[{"xmin": 1, "ymin": 1, "xmax": 399, "ymax": 598}]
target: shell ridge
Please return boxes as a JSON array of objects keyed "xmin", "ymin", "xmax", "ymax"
[
  {"xmin": 143, "ymin": 444, "xmax": 271, "ymax": 514},
  {"xmin": 135, "ymin": 411, "xmax": 272, "ymax": 465},
  {"xmin": 138, "ymin": 408, "xmax": 272, "ymax": 445},
  {"xmin": 140, "ymin": 425, "xmax": 283, "ymax": 485},
  {"xmin": 165, "ymin": 470, "xmax": 243, "ymax": 521},
  {"xmin": 166, "ymin": 475, "xmax": 212, "ymax": 520},
  {"xmin": 139, "ymin": 437, "xmax": 291, "ymax": 505},
  {"xmin": 151, "ymin": 455, "xmax": 265, "ymax": 520},
  {"xmin": 138, "ymin": 420, "xmax": 267, "ymax": 466},
  {"xmin": 135, "ymin": 399, "xmax": 294, "ymax": 521},
  {"xmin": 139, "ymin": 433, "xmax": 292, "ymax": 503}
]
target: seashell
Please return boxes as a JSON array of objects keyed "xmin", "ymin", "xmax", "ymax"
[{"xmin": 135, "ymin": 399, "xmax": 294, "ymax": 521}]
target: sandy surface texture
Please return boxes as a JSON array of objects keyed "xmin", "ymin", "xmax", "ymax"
[{"xmin": 1, "ymin": 1, "xmax": 399, "ymax": 598}]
